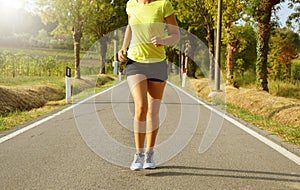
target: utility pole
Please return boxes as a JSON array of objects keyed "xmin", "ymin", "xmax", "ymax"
[{"xmin": 214, "ymin": 0, "xmax": 222, "ymax": 91}]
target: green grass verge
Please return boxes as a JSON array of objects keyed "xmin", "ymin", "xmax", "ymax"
[{"xmin": 0, "ymin": 102, "xmax": 65, "ymax": 132}]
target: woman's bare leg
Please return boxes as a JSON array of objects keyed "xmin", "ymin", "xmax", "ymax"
[
  {"xmin": 127, "ymin": 74, "xmax": 148, "ymax": 152},
  {"xmin": 146, "ymin": 80, "xmax": 166, "ymax": 152}
]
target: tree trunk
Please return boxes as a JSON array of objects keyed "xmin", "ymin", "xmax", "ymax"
[
  {"xmin": 187, "ymin": 38, "xmax": 197, "ymax": 78},
  {"xmin": 256, "ymin": 21, "xmax": 270, "ymax": 92},
  {"xmin": 99, "ymin": 36, "xmax": 108, "ymax": 74},
  {"xmin": 72, "ymin": 28, "xmax": 82, "ymax": 79},
  {"xmin": 74, "ymin": 41, "xmax": 81, "ymax": 79},
  {"xmin": 12, "ymin": 59, "xmax": 15, "ymax": 78},
  {"xmin": 226, "ymin": 43, "xmax": 234, "ymax": 85},
  {"xmin": 255, "ymin": 0, "xmax": 280, "ymax": 92}
]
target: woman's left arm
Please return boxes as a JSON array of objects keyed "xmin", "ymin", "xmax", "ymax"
[{"xmin": 151, "ymin": 14, "xmax": 180, "ymax": 47}]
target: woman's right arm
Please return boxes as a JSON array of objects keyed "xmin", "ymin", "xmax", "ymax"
[{"xmin": 118, "ymin": 17, "xmax": 131, "ymax": 62}]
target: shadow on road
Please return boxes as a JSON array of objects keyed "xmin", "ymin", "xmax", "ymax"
[{"xmin": 145, "ymin": 165, "xmax": 300, "ymax": 183}]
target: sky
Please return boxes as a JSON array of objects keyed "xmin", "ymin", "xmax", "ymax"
[{"xmin": 276, "ymin": 1, "xmax": 297, "ymax": 29}]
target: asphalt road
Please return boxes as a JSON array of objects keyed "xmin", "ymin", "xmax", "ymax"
[{"xmin": 0, "ymin": 81, "xmax": 300, "ymax": 190}]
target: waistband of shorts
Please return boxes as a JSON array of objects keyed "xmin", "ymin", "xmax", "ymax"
[{"xmin": 126, "ymin": 58, "xmax": 166, "ymax": 64}]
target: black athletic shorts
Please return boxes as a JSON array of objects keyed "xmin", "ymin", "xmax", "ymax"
[{"xmin": 125, "ymin": 58, "xmax": 168, "ymax": 82}]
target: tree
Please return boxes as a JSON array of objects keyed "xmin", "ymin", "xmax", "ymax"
[
  {"xmin": 268, "ymin": 28, "xmax": 299, "ymax": 80},
  {"xmin": 232, "ymin": 24, "xmax": 257, "ymax": 76},
  {"xmin": 37, "ymin": 0, "xmax": 92, "ymax": 79},
  {"xmin": 221, "ymin": 0, "xmax": 244, "ymax": 85},
  {"xmin": 255, "ymin": 0, "xmax": 280, "ymax": 91},
  {"xmin": 173, "ymin": 0, "xmax": 215, "ymax": 79},
  {"xmin": 245, "ymin": 0, "xmax": 300, "ymax": 91},
  {"xmin": 84, "ymin": 0, "xmax": 127, "ymax": 74},
  {"xmin": 174, "ymin": 0, "xmax": 246, "ymax": 84}
]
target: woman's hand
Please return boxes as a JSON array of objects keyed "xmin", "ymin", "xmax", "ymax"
[
  {"xmin": 118, "ymin": 49, "xmax": 127, "ymax": 62},
  {"xmin": 151, "ymin": 36, "xmax": 164, "ymax": 47}
]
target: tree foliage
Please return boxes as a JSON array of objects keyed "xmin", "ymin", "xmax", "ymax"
[
  {"xmin": 173, "ymin": 0, "xmax": 219, "ymax": 80},
  {"xmin": 173, "ymin": 0, "xmax": 245, "ymax": 83},
  {"xmin": 84, "ymin": 0, "xmax": 127, "ymax": 74},
  {"xmin": 225, "ymin": 24, "xmax": 257, "ymax": 86},
  {"xmin": 287, "ymin": 6, "xmax": 300, "ymax": 31},
  {"xmin": 221, "ymin": 0, "xmax": 244, "ymax": 85},
  {"xmin": 36, "ymin": 0, "xmax": 128, "ymax": 76},
  {"xmin": 268, "ymin": 28, "xmax": 299, "ymax": 80},
  {"xmin": 37, "ymin": 0, "xmax": 94, "ymax": 79},
  {"xmin": 243, "ymin": 0, "xmax": 300, "ymax": 91}
]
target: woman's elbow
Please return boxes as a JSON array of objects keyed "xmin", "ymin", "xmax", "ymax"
[
  {"xmin": 174, "ymin": 33, "xmax": 180, "ymax": 43},
  {"xmin": 170, "ymin": 32, "xmax": 180, "ymax": 44}
]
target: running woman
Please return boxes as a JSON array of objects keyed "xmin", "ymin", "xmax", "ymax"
[{"xmin": 119, "ymin": 0, "xmax": 179, "ymax": 170}]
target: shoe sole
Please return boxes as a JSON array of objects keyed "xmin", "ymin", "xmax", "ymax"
[
  {"xmin": 130, "ymin": 166, "xmax": 143, "ymax": 171},
  {"xmin": 130, "ymin": 168, "xmax": 143, "ymax": 171},
  {"xmin": 143, "ymin": 167, "xmax": 155, "ymax": 169},
  {"xmin": 143, "ymin": 164, "xmax": 156, "ymax": 169}
]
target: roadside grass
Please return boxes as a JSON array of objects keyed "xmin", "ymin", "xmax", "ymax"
[
  {"xmin": 0, "ymin": 101, "xmax": 66, "ymax": 132},
  {"xmin": 72, "ymin": 74, "xmax": 118, "ymax": 102},
  {"xmin": 190, "ymin": 78, "xmax": 300, "ymax": 147},
  {"xmin": 0, "ymin": 75, "xmax": 118, "ymax": 132},
  {"xmin": 226, "ymin": 104, "xmax": 300, "ymax": 146},
  {"xmin": 236, "ymin": 70, "xmax": 300, "ymax": 100},
  {"xmin": 0, "ymin": 76, "xmax": 65, "ymax": 132},
  {"xmin": 269, "ymin": 79, "xmax": 300, "ymax": 99}
]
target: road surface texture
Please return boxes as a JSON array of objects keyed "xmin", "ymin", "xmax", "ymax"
[{"xmin": 0, "ymin": 81, "xmax": 299, "ymax": 190}]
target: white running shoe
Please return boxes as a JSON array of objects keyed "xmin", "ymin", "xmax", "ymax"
[
  {"xmin": 130, "ymin": 152, "xmax": 144, "ymax": 171},
  {"xmin": 143, "ymin": 151, "xmax": 156, "ymax": 169}
]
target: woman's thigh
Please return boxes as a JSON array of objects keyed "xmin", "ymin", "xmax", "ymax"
[
  {"xmin": 147, "ymin": 80, "xmax": 166, "ymax": 115},
  {"xmin": 127, "ymin": 75, "xmax": 166, "ymax": 113},
  {"xmin": 147, "ymin": 80, "xmax": 166, "ymax": 100},
  {"xmin": 127, "ymin": 74, "xmax": 148, "ymax": 109}
]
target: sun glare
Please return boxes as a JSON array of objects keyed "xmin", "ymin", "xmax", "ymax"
[
  {"xmin": 0, "ymin": 0, "xmax": 23, "ymax": 10},
  {"xmin": 0, "ymin": 0, "xmax": 27, "ymax": 31}
]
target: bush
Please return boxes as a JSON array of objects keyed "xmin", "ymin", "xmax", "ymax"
[
  {"xmin": 269, "ymin": 79, "xmax": 300, "ymax": 99},
  {"xmin": 235, "ymin": 69, "xmax": 256, "ymax": 87},
  {"xmin": 291, "ymin": 61, "xmax": 300, "ymax": 80}
]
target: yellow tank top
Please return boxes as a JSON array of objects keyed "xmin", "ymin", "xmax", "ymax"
[{"xmin": 126, "ymin": 0, "xmax": 174, "ymax": 63}]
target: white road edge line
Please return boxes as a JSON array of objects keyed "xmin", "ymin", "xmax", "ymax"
[
  {"xmin": 1, "ymin": 80, "xmax": 299, "ymax": 166},
  {"xmin": 168, "ymin": 82, "xmax": 300, "ymax": 166},
  {"xmin": 0, "ymin": 81, "xmax": 126, "ymax": 144}
]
